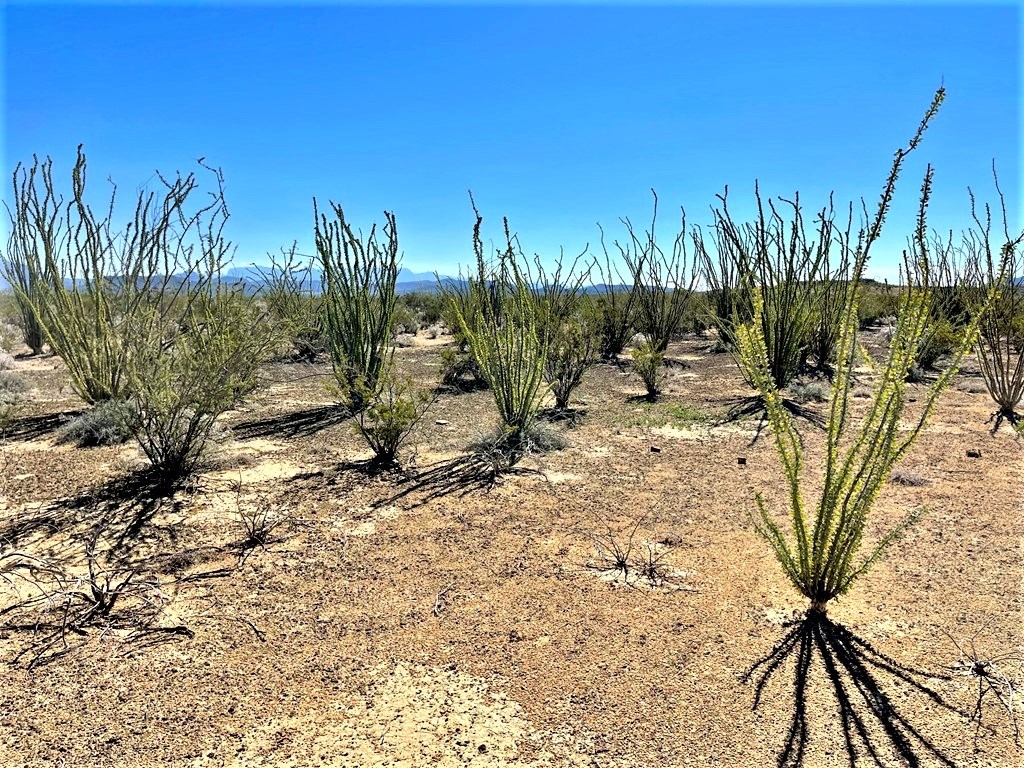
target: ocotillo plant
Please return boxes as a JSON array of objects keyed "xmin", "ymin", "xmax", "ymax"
[
  {"xmin": 258, "ymin": 242, "xmax": 324, "ymax": 361},
  {"xmin": 591, "ymin": 224, "xmax": 638, "ymax": 361},
  {"xmin": 738, "ymin": 88, "xmax": 1000, "ymax": 613},
  {"xmin": 6, "ymin": 146, "xmax": 228, "ymax": 404},
  {"xmin": 620, "ymin": 191, "xmax": 700, "ymax": 353},
  {"xmin": 966, "ymin": 169, "xmax": 1024, "ymax": 430},
  {"xmin": 315, "ymin": 200, "xmax": 400, "ymax": 411},
  {"xmin": 705, "ymin": 185, "xmax": 844, "ymax": 391},
  {"xmin": 444, "ymin": 203, "xmax": 550, "ymax": 462},
  {"xmin": 2, "ymin": 159, "xmax": 51, "ymax": 355},
  {"xmin": 523, "ymin": 243, "xmax": 592, "ymax": 411},
  {"xmin": 545, "ymin": 311, "xmax": 599, "ymax": 410}
]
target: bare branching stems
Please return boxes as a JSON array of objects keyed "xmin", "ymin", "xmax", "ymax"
[
  {"xmin": 257, "ymin": 242, "xmax": 324, "ymax": 361},
  {"xmin": 965, "ymin": 168, "xmax": 1024, "ymax": 430},
  {"xmin": 2, "ymin": 160, "xmax": 51, "ymax": 354},
  {"xmin": 315, "ymin": 200, "xmax": 400, "ymax": 411},
  {"xmin": 592, "ymin": 224, "xmax": 639, "ymax": 361},
  {"xmin": 526, "ymin": 245, "xmax": 594, "ymax": 411},
  {"xmin": 738, "ymin": 87, "xmax": 1004, "ymax": 612},
  {"xmin": 620, "ymin": 191, "xmax": 700, "ymax": 353}
]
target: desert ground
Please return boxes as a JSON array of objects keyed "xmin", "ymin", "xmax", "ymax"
[{"xmin": 0, "ymin": 330, "xmax": 1021, "ymax": 768}]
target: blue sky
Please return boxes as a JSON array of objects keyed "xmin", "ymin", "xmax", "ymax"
[{"xmin": 2, "ymin": 1, "xmax": 1020, "ymax": 280}]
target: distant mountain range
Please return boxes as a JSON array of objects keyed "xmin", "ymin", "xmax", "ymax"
[{"xmin": 223, "ymin": 266, "xmax": 452, "ymax": 295}]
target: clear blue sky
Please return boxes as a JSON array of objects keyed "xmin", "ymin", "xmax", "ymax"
[{"xmin": 2, "ymin": 1, "xmax": 1020, "ymax": 281}]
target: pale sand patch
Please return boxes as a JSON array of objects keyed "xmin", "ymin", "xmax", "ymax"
[
  {"xmin": 398, "ymin": 332, "xmax": 455, "ymax": 349},
  {"xmin": 333, "ymin": 504, "xmax": 401, "ymax": 537},
  {"xmin": 203, "ymin": 451, "xmax": 306, "ymax": 488},
  {"xmin": 542, "ymin": 471, "xmax": 580, "ymax": 485},
  {"xmin": 195, "ymin": 662, "xmax": 594, "ymax": 768},
  {"xmin": 0, "ymin": 438, "xmax": 63, "ymax": 454},
  {"xmin": 651, "ymin": 424, "xmax": 708, "ymax": 441}
]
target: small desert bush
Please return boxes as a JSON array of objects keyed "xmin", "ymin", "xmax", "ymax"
[
  {"xmin": 544, "ymin": 313, "xmax": 598, "ymax": 410},
  {"xmin": 353, "ymin": 370, "xmax": 433, "ymax": 467},
  {"xmin": 316, "ymin": 200, "xmax": 399, "ymax": 411},
  {"xmin": 787, "ymin": 380, "xmax": 829, "ymax": 404},
  {"xmin": 57, "ymin": 398, "xmax": 135, "ymax": 447},
  {"xmin": 438, "ymin": 346, "xmax": 484, "ymax": 389},
  {"xmin": 391, "ymin": 302, "xmax": 418, "ymax": 336},
  {"xmin": 257, "ymin": 243, "xmax": 324, "ymax": 361},
  {"xmin": 856, "ymin": 283, "xmax": 900, "ymax": 329},
  {"xmin": 469, "ymin": 420, "xmax": 566, "ymax": 473},
  {"xmin": 0, "ymin": 370, "xmax": 29, "ymax": 428},
  {"xmin": 631, "ymin": 341, "xmax": 665, "ymax": 400},
  {"xmin": 0, "ymin": 319, "xmax": 21, "ymax": 354},
  {"xmin": 398, "ymin": 291, "xmax": 445, "ymax": 329},
  {"xmin": 914, "ymin": 316, "xmax": 958, "ymax": 371},
  {"xmin": 127, "ymin": 289, "xmax": 279, "ymax": 480}
]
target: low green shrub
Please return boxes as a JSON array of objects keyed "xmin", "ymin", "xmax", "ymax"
[
  {"xmin": 787, "ymin": 380, "xmax": 829, "ymax": 404},
  {"xmin": 545, "ymin": 314, "xmax": 598, "ymax": 410},
  {"xmin": 127, "ymin": 289, "xmax": 279, "ymax": 481},
  {"xmin": 353, "ymin": 370, "xmax": 433, "ymax": 467},
  {"xmin": 0, "ymin": 370, "xmax": 29, "ymax": 428},
  {"xmin": 631, "ymin": 341, "xmax": 664, "ymax": 400},
  {"xmin": 57, "ymin": 398, "xmax": 135, "ymax": 447}
]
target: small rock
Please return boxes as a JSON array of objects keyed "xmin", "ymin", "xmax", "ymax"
[
  {"xmin": 737, "ymin": 457, "xmax": 747, "ymax": 466},
  {"xmin": 650, "ymin": 445, "xmax": 661, "ymax": 453},
  {"xmin": 966, "ymin": 449, "xmax": 982, "ymax": 459},
  {"xmin": 435, "ymin": 419, "xmax": 449, "ymax": 426}
]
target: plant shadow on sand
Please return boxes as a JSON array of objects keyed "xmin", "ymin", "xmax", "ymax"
[
  {"xmin": 745, "ymin": 610, "xmax": 962, "ymax": 768},
  {"xmin": 231, "ymin": 403, "xmax": 351, "ymax": 440},
  {"xmin": 0, "ymin": 469, "xmax": 209, "ymax": 669},
  {"xmin": 2, "ymin": 409, "xmax": 84, "ymax": 442},
  {"xmin": 378, "ymin": 455, "xmax": 541, "ymax": 509},
  {"xmin": 721, "ymin": 395, "xmax": 826, "ymax": 441}
]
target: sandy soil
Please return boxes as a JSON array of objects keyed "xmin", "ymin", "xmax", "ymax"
[{"xmin": 0, "ymin": 334, "xmax": 1021, "ymax": 768}]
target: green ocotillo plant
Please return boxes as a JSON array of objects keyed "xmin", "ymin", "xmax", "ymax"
[
  {"xmin": 2, "ymin": 159, "xmax": 52, "ymax": 355},
  {"xmin": 738, "ymin": 88, "xmax": 999, "ymax": 613},
  {"xmin": 7, "ymin": 146, "xmax": 228, "ymax": 404},
  {"xmin": 315, "ymin": 200, "xmax": 400, "ymax": 411},
  {"xmin": 444, "ymin": 203, "xmax": 550, "ymax": 461},
  {"xmin": 704, "ymin": 185, "xmax": 844, "ymax": 392}
]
